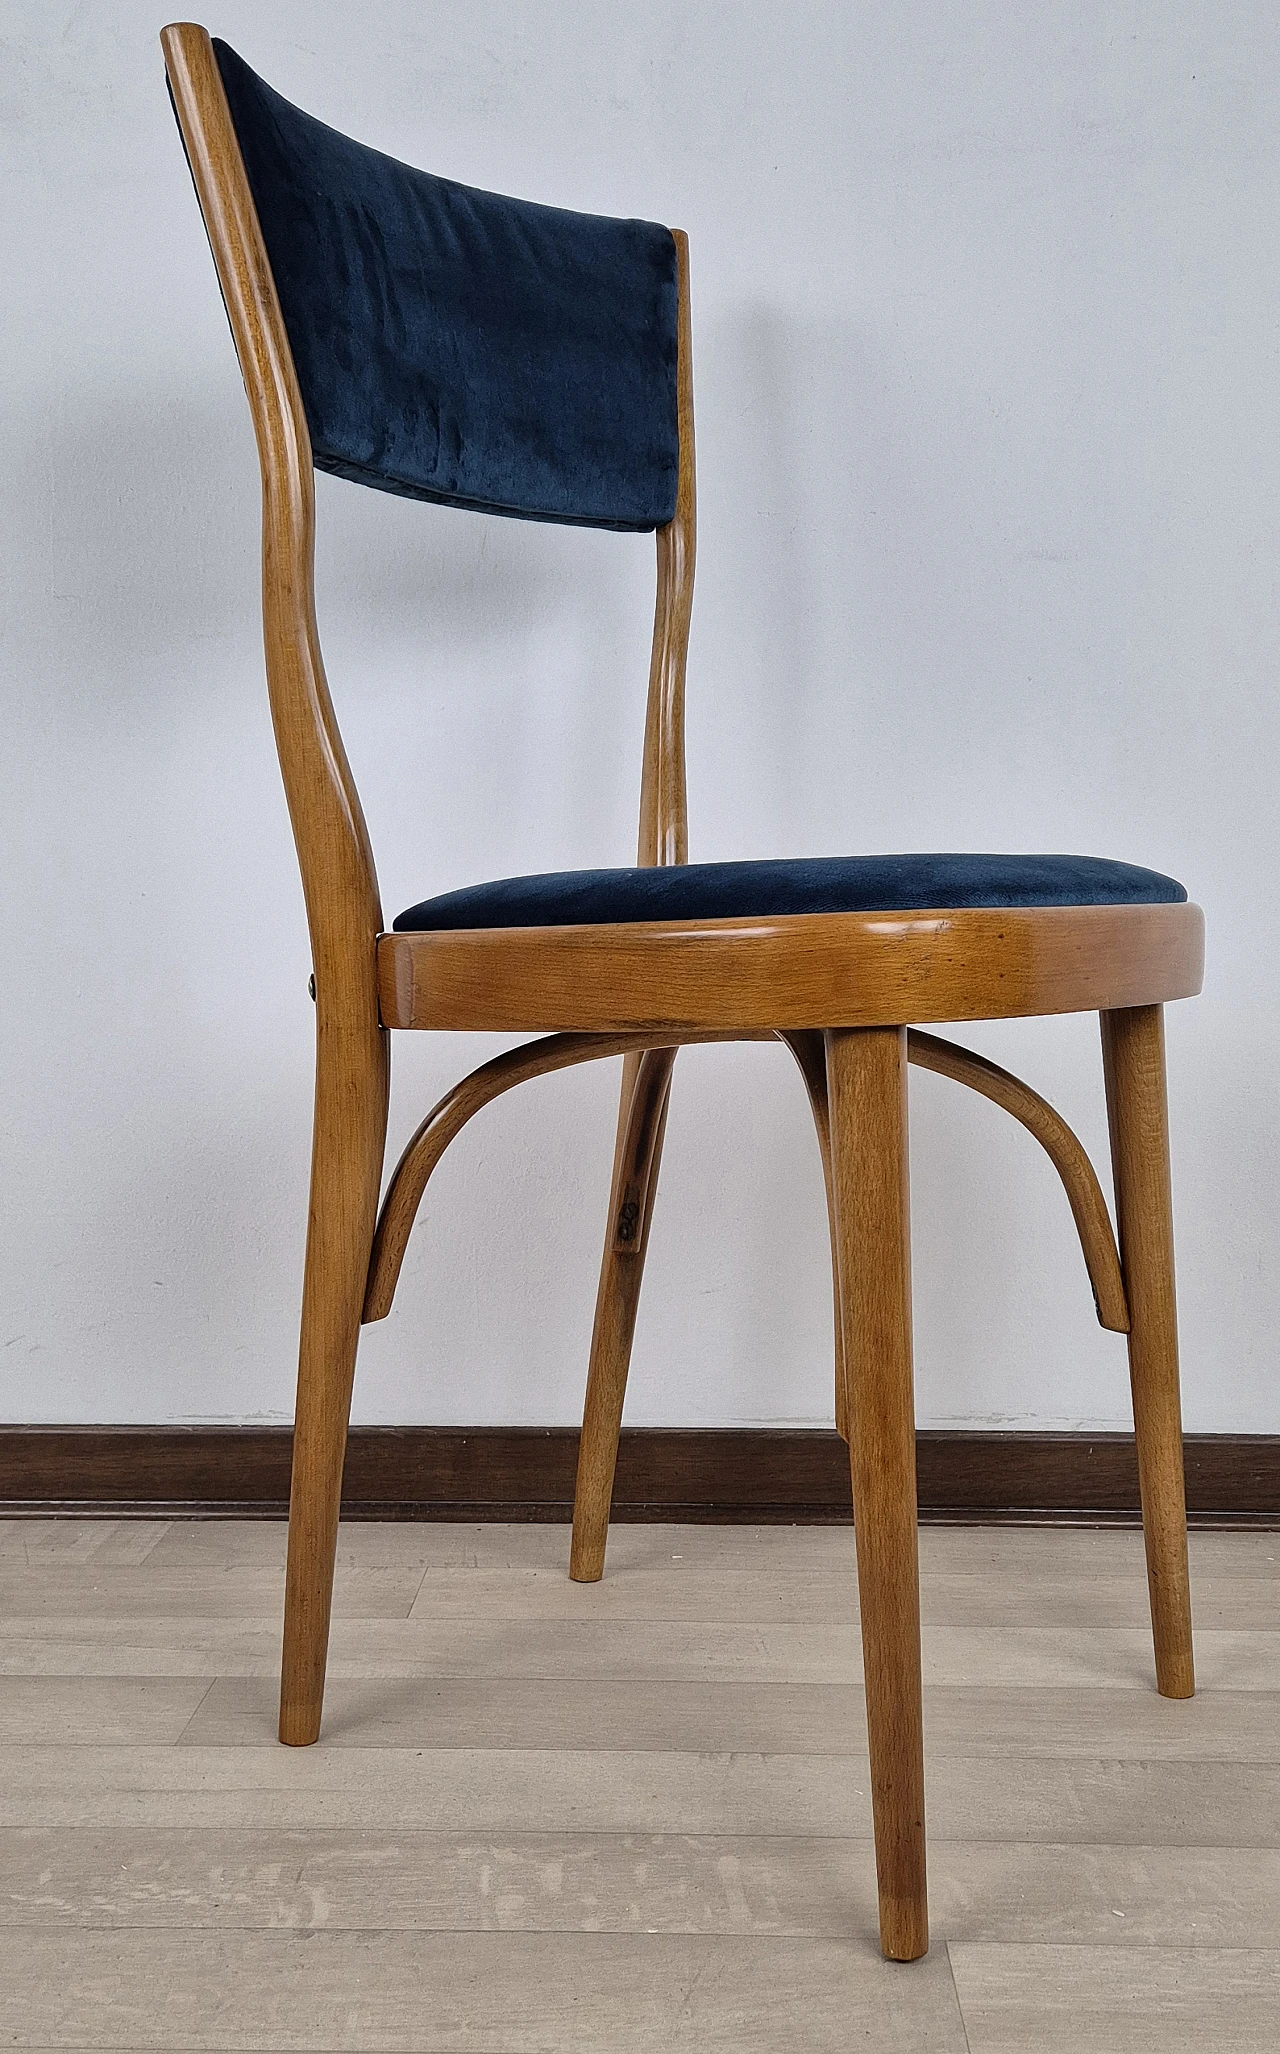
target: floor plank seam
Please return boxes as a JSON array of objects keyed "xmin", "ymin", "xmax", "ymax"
[
  {"xmin": 945, "ymin": 1938, "xmax": 976, "ymax": 2053},
  {"xmin": 168, "ymin": 1675, "xmax": 219, "ymax": 1747}
]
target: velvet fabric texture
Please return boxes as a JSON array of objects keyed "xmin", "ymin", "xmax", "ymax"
[
  {"xmin": 394, "ymin": 853, "xmax": 1187, "ymax": 932},
  {"xmin": 211, "ymin": 40, "xmax": 680, "ymax": 530}
]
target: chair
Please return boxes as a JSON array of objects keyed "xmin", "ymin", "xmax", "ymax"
[{"xmin": 162, "ymin": 22, "xmax": 1203, "ymax": 1962}]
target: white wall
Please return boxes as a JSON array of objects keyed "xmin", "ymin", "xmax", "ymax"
[{"xmin": 2, "ymin": 2, "xmax": 1277, "ymax": 1432}]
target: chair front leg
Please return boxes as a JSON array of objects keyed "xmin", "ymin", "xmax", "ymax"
[
  {"xmin": 1101, "ymin": 1004, "xmax": 1194, "ymax": 1699},
  {"xmin": 570, "ymin": 1047, "xmax": 675, "ymax": 1582},
  {"xmin": 279, "ymin": 998, "xmax": 389, "ymax": 1745},
  {"xmin": 826, "ymin": 1025, "xmax": 928, "ymax": 1961}
]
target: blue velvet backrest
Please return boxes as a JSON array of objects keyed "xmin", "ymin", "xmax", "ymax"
[{"xmin": 210, "ymin": 41, "xmax": 680, "ymax": 532}]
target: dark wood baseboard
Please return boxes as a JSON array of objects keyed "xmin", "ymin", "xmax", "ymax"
[{"xmin": 0, "ymin": 1426, "xmax": 1277, "ymax": 1525}]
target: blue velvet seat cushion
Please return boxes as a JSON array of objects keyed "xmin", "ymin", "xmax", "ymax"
[
  {"xmin": 210, "ymin": 41, "xmax": 679, "ymax": 531},
  {"xmin": 394, "ymin": 853, "xmax": 1187, "ymax": 931}
]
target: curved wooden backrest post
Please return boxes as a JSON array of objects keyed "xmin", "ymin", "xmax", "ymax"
[
  {"xmin": 165, "ymin": 25, "xmax": 390, "ymax": 1757},
  {"xmin": 595, "ymin": 228, "xmax": 694, "ymax": 1267},
  {"xmin": 161, "ymin": 24, "xmax": 385, "ymax": 1017},
  {"xmin": 638, "ymin": 230, "xmax": 695, "ymax": 870},
  {"xmin": 165, "ymin": 24, "xmax": 691, "ymax": 962}
]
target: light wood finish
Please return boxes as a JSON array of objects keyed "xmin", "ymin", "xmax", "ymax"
[
  {"xmin": 780, "ymin": 1030, "xmax": 849, "ymax": 1437},
  {"xmin": 276, "ymin": 1010, "xmax": 387, "ymax": 1747},
  {"xmin": 377, "ymin": 1002, "xmax": 1129, "ymax": 1570},
  {"xmin": 377, "ymin": 900, "xmax": 1204, "ymax": 1033},
  {"xmin": 5, "ymin": 1520, "xmax": 1274, "ymax": 2051},
  {"xmin": 404, "ymin": 1000, "xmax": 1150, "ymax": 1573},
  {"xmin": 636, "ymin": 226, "xmax": 695, "ymax": 871},
  {"xmin": 571, "ymin": 1021, "xmax": 862, "ymax": 1578},
  {"xmin": 908, "ymin": 1029, "xmax": 1129, "ymax": 1332},
  {"xmin": 1102, "ymin": 1005, "xmax": 1195, "ymax": 1699},
  {"xmin": 570, "ymin": 1046, "xmax": 676, "ymax": 1581},
  {"xmin": 826, "ymin": 1026, "xmax": 928, "ymax": 1961},
  {"xmin": 562, "ymin": 242, "xmax": 694, "ymax": 1576},
  {"xmin": 161, "ymin": 24, "xmax": 391, "ymax": 1750},
  {"xmin": 363, "ymin": 1029, "xmax": 771, "ymax": 1324},
  {"xmin": 371, "ymin": 1018, "xmax": 1122, "ymax": 1493},
  {"xmin": 609, "ymin": 1049, "xmax": 678, "ymax": 1255},
  {"xmin": 164, "ymin": 17, "xmax": 1203, "ymax": 1964}
]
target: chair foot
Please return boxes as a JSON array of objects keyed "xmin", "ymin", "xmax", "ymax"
[
  {"xmin": 826, "ymin": 1025, "xmax": 928, "ymax": 1962},
  {"xmin": 279, "ymin": 1012, "xmax": 388, "ymax": 1745},
  {"xmin": 1102, "ymin": 1005, "xmax": 1194, "ymax": 1700},
  {"xmin": 570, "ymin": 1049, "xmax": 674, "ymax": 1582}
]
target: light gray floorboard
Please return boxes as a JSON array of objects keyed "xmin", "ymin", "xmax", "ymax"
[
  {"xmin": 0, "ymin": 1677, "xmax": 213, "ymax": 1746},
  {"xmin": 2, "ymin": 1829, "xmax": 1278, "ymax": 1946},
  {"xmin": 949, "ymin": 1942, "xmax": 1280, "ymax": 2052},
  {"xmin": 3, "ymin": 1746, "xmax": 1280, "ymax": 1844},
  {"xmin": 6, "ymin": 1614, "xmax": 1280, "ymax": 1689},
  {"xmin": 175, "ymin": 1671, "xmax": 1280, "ymax": 1757},
  {"xmin": 0, "ymin": 1928, "xmax": 970, "ymax": 2051},
  {"xmin": 0, "ymin": 1565, "xmax": 427, "ymax": 1622},
  {"xmin": 1, "ymin": 1519, "xmax": 1277, "ymax": 2050},
  {"xmin": 33, "ymin": 1517, "xmax": 1272, "ymax": 1574}
]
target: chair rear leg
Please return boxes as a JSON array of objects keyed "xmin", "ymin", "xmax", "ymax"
[
  {"xmin": 570, "ymin": 1047, "xmax": 675, "ymax": 1582},
  {"xmin": 1101, "ymin": 1004, "xmax": 1194, "ymax": 1700},
  {"xmin": 826, "ymin": 1025, "xmax": 928, "ymax": 1962},
  {"xmin": 279, "ymin": 1006, "xmax": 389, "ymax": 1745},
  {"xmin": 779, "ymin": 1030, "xmax": 850, "ymax": 1440}
]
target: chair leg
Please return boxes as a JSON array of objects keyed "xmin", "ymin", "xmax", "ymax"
[
  {"xmin": 1101, "ymin": 1005, "xmax": 1194, "ymax": 1700},
  {"xmin": 779, "ymin": 1030, "xmax": 850, "ymax": 1440},
  {"xmin": 825, "ymin": 1025, "xmax": 928, "ymax": 1963},
  {"xmin": 279, "ymin": 1004, "xmax": 389, "ymax": 1746},
  {"xmin": 569, "ymin": 1047, "xmax": 675, "ymax": 1582}
]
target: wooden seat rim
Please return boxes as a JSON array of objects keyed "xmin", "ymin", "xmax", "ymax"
[{"xmin": 376, "ymin": 900, "xmax": 1204, "ymax": 1032}]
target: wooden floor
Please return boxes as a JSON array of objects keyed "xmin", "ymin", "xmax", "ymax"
[{"xmin": 1, "ymin": 1519, "xmax": 1279, "ymax": 2049}]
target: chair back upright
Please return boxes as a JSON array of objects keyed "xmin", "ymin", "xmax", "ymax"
[{"xmin": 163, "ymin": 23, "xmax": 696, "ymax": 955}]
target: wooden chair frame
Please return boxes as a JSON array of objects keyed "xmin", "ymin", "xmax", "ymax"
[{"xmin": 163, "ymin": 21, "xmax": 1203, "ymax": 1963}]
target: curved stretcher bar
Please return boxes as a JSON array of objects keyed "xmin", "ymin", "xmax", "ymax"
[
  {"xmin": 362, "ymin": 1028, "xmax": 770, "ymax": 1321},
  {"xmin": 906, "ymin": 1028, "xmax": 1129, "ymax": 1333},
  {"xmin": 364, "ymin": 1023, "xmax": 1128, "ymax": 1337}
]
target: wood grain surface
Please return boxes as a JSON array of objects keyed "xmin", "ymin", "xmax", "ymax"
[
  {"xmin": 0, "ymin": 1515, "xmax": 1275, "ymax": 2048},
  {"xmin": 377, "ymin": 901, "xmax": 1205, "ymax": 1033}
]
